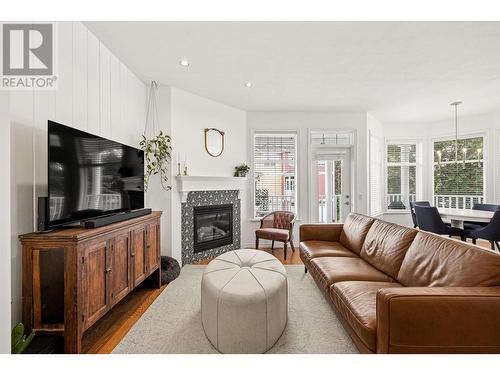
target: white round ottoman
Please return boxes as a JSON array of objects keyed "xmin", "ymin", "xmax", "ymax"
[{"xmin": 201, "ymin": 249, "xmax": 288, "ymax": 353}]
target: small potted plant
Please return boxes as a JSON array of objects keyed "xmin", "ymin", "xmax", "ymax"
[
  {"xmin": 234, "ymin": 163, "xmax": 250, "ymax": 177},
  {"xmin": 11, "ymin": 323, "xmax": 34, "ymax": 354}
]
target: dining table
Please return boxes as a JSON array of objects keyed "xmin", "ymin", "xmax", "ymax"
[{"xmin": 437, "ymin": 207, "xmax": 494, "ymax": 229}]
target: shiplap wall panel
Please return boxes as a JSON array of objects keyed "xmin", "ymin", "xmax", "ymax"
[
  {"xmin": 9, "ymin": 22, "xmax": 147, "ymax": 326},
  {"xmin": 119, "ymin": 62, "xmax": 128, "ymax": 145},
  {"xmin": 110, "ymin": 54, "xmax": 120, "ymax": 140},
  {"xmin": 87, "ymin": 31, "xmax": 100, "ymax": 135},
  {"xmin": 55, "ymin": 22, "xmax": 73, "ymax": 126},
  {"xmin": 99, "ymin": 44, "xmax": 111, "ymax": 138},
  {"xmin": 33, "ymin": 91, "xmax": 55, "ymax": 194},
  {"xmin": 72, "ymin": 22, "xmax": 87, "ymax": 131},
  {"xmin": 132, "ymin": 75, "xmax": 146, "ymax": 145}
]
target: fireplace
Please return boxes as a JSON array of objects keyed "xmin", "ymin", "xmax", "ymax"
[
  {"xmin": 181, "ymin": 190, "xmax": 240, "ymax": 265},
  {"xmin": 193, "ymin": 204, "xmax": 233, "ymax": 253}
]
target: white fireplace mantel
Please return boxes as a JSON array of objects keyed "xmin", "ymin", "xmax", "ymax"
[{"xmin": 175, "ymin": 175, "xmax": 248, "ymax": 203}]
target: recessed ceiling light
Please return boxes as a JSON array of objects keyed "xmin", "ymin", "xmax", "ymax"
[
  {"xmin": 179, "ymin": 59, "xmax": 189, "ymax": 67},
  {"xmin": 245, "ymin": 81, "xmax": 253, "ymax": 88}
]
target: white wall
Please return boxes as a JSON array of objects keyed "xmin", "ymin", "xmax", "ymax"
[
  {"xmin": 9, "ymin": 22, "xmax": 147, "ymax": 326},
  {"xmin": 166, "ymin": 87, "xmax": 248, "ymax": 262},
  {"xmin": 367, "ymin": 113, "xmax": 384, "ymax": 218},
  {"xmin": 0, "ymin": 91, "xmax": 11, "ymax": 353},
  {"xmin": 245, "ymin": 111, "xmax": 369, "ymax": 247},
  {"xmin": 145, "ymin": 85, "xmax": 172, "ymax": 258}
]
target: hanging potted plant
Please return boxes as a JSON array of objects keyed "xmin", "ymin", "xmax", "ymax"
[
  {"xmin": 234, "ymin": 163, "xmax": 250, "ymax": 177},
  {"xmin": 140, "ymin": 81, "xmax": 172, "ymax": 191}
]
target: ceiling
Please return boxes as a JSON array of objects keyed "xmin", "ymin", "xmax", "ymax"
[{"xmin": 85, "ymin": 22, "xmax": 500, "ymax": 123}]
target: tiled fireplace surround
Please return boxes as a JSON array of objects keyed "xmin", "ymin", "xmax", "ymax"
[
  {"xmin": 177, "ymin": 176, "xmax": 247, "ymax": 265},
  {"xmin": 181, "ymin": 190, "xmax": 241, "ymax": 264}
]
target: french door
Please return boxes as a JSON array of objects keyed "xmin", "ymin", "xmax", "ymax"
[{"xmin": 310, "ymin": 148, "xmax": 352, "ymax": 223}]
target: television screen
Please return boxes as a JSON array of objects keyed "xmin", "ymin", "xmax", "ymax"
[{"xmin": 48, "ymin": 120, "xmax": 144, "ymax": 228}]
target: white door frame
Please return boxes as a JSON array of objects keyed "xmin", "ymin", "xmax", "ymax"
[{"xmin": 308, "ymin": 144, "xmax": 354, "ymax": 223}]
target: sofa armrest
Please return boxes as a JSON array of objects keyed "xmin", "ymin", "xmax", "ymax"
[
  {"xmin": 299, "ymin": 223, "xmax": 343, "ymax": 242},
  {"xmin": 376, "ymin": 287, "xmax": 500, "ymax": 353}
]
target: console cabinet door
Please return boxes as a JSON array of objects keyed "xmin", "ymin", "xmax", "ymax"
[
  {"xmin": 110, "ymin": 233, "xmax": 131, "ymax": 305},
  {"xmin": 146, "ymin": 223, "xmax": 160, "ymax": 275},
  {"xmin": 132, "ymin": 228, "xmax": 147, "ymax": 287},
  {"xmin": 82, "ymin": 240, "xmax": 110, "ymax": 330}
]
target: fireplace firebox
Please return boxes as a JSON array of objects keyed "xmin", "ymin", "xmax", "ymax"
[{"xmin": 193, "ymin": 204, "xmax": 233, "ymax": 253}]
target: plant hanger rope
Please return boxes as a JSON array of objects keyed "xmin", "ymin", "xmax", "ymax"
[
  {"xmin": 144, "ymin": 81, "xmax": 160, "ymax": 138},
  {"xmin": 140, "ymin": 80, "xmax": 172, "ymax": 191}
]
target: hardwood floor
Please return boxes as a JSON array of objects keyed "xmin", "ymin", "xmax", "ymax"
[
  {"xmin": 82, "ymin": 246, "xmax": 300, "ymax": 353},
  {"xmin": 82, "ymin": 285, "xmax": 166, "ymax": 354},
  {"xmin": 83, "ymin": 239, "xmax": 496, "ymax": 354}
]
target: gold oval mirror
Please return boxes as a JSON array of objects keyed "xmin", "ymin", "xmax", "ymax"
[{"xmin": 204, "ymin": 128, "xmax": 225, "ymax": 157}]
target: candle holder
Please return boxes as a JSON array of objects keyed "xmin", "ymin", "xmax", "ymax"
[
  {"xmin": 177, "ymin": 161, "xmax": 182, "ymax": 176},
  {"xmin": 183, "ymin": 165, "xmax": 189, "ymax": 176}
]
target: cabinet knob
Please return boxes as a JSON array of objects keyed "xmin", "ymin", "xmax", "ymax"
[{"xmin": 105, "ymin": 267, "xmax": 112, "ymax": 273}]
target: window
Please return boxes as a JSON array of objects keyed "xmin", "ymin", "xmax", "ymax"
[
  {"xmin": 253, "ymin": 133, "xmax": 297, "ymax": 218},
  {"xmin": 433, "ymin": 136, "xmax": 484, "ymax": 209},
  {"xmin": 386, "ymin": 143, "xmax": 417, "ymax": 210}
]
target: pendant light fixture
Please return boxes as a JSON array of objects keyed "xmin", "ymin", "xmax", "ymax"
[
  {"xmin": 450, "ymin": 101, "xmax": 463, "ymax": 199},
  {"xmin": 450, "ymin": 101, "xmax": 463, "ymax": 168}
]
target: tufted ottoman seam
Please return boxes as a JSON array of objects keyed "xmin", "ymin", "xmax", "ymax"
[
  {"xmin": 203, "ymin": 265, "xmax": 238, "ymax": 275},
  {"xmin": 215, "ymin": 268, "xmax": 243, "ymax": 351},
  {"xmin": 212, "ymin": 258, "xmax": 240, "ymax": 266},
  {"xmin": 248, "ymin": 269, "xmax": 269, "ymax": 349},
  {"xmin": 253, "ymin": 265, "xmax": 287, "ymax": 278}
]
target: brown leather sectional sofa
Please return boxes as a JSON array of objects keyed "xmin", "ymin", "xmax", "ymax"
[{"xmin": 299, "ymin": 213, "xmax": 500, "ymax": 353}]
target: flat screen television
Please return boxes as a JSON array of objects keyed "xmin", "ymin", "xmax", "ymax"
[{"xmin": 48, "ymin": 120, "xmax": 145, "ymax": 228}]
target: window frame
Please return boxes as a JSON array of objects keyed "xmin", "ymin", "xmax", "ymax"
[
  {"xmin": 251, "ymin": 130, "xmax": 299, "ymax": 220},
  {"xmin": 384, "ymin": 138, "xmax": 423, "ymax": 213},
  {"xmin": 431, "ymin": 132, "xmax": 487, "ymax": 209}
]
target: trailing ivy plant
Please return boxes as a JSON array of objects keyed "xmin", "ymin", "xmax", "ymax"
[{"xmin": 140, "ymin": 130, "xmax": 172, "ymax": 191}]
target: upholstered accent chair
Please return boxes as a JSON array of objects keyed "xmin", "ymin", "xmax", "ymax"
[{"xmin": 255, "ymin": 211, "xmax": 295, "ymax": 260}]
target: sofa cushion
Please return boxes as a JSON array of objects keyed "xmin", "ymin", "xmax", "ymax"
[
  {"xmin": 309, "ymin": 257, "xmax": 394, "ymax": 291},
  {"xmin": 330, "ymin": 281, "xmax": 403, "ymax": 352},
  {"xmin": 360, "ymin": 220, "xmax": 418, "ymax": 279},
  {"xmin": 398, "ymin": 232, "xmax": 500, "ymax": 287},
  {"xmin": 339, "ymin": 213, "xmax": 375, "ymax": 254},
  {"xmin": 300, "ymin": 241, "xmax": 357, "ymax": 262}
]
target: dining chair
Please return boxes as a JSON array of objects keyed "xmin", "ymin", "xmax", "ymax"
[
  {"xmin": 414, "ymin": 205, "xmax": 465, "ymax": 240},
  {"xmin": 409, "ymin": 201, "xmax": 431, "ymax": 228},
  {"xmin": 464, "ymin": 203, "xmax": 500, "ymax": 231},
  {"xmin": 472, "ymin": 203, "xmax": 500, "ymax": 212},
  {"xmin": 465, "ymin": 209, "xmax": 500, "ymax": 251},
  {"xmin": 255, "ymin": 211, "xmax": 295, "ymax": 260}
]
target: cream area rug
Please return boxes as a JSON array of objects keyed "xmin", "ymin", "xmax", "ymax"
[{"xmin": 113, "ymin": 265, "xmax": 357, "ymax": 354}]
